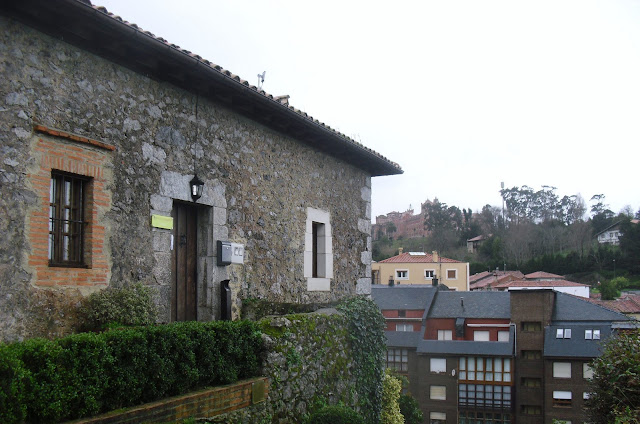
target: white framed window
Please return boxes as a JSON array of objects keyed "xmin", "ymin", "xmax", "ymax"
[
  {"xmin": 553, "ymin": 391, "xmax": 572, "ymax": 407},
  {"xmin": 430, "ymin": 385, "xmax": 446, "ymax": 400},
  {"xmin": 396, "ymin": 269, "xmax": 409, "ymax": 280},
  {"xmin": 446, "ymin": 269, "xmax": 457, "ymax": 279},
  {"xmin": 498, "ymin": 330, "xmax": 510, "ymax": 342},
  {"xmin": 556, "ymin": 328, "xmax": 572, "ymax": 339},
  {"xmin": 553, "ymin": 362, "xmax": 571, "ymax": 378},
  {"xmin": 583, "ymin": 363, "xmax": 594, "ymax": 379},
  {"xmin": 429, "ymin": 412, "xmax": 446, "ymax": 424},
  {"xmin": 424, "ymin": 269, "xmax": 435, "ymax": 279},
  {"xmin": 430, "ymin": 358, "xmax": 446, "ymax": 373},
  {"xmin": 474, "ymin": 330, "xmax": 490, "ymax": 341},
  {"xmin": 584, "ymin": 392, "xmax": 591, "ymax": 399},
  {"xmin": 437, "ymin": 330, "xmax": 452, "ymax": 340},
  {"xmin": 396, "ymin": 323, "xmax": 413, "ymax": 332},
  {"xmin": 304, "ymin": 208, "xmax": 332, "ymax": 291},
  {"xmin": 585, "ymin": 329, "xmax": 601, "ymax": 340}
]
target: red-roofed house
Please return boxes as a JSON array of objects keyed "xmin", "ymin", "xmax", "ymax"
[
  {"xmin": 371, "ymin": 250, "xmax": 469, "ymax": 291},
  {"xmin": 584, "ymin": 293, "xmax": 640, "ymax": 320},
  {"xmin": 469, "ymin": 270, "xmax": 524, "ymax": 291}
]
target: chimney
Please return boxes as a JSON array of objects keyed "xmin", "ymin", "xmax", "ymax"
[
  {"xmin": 398, "ymin": 247, "xmax": 404, "ymax": 254},
  {"xmin": 432, "ymin": 250, "xmax": 439, "ymax": 262},
  {"xmin": 275, "ymin": 95, "xmax": 290, "ymax": 106}
]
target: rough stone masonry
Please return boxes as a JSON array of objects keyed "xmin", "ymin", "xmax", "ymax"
[{"xmin": 0, "ymin": 13, "xmax": 383, "ymax": 341}]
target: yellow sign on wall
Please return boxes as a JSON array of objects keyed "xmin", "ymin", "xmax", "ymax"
[{"xmin": 151, "ymin": 215, "xmax": 173, "ymax": 230}]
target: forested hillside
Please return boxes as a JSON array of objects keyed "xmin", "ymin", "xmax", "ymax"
[{"xmin": 373, "ymin": 186, "xmax": 640, "ymax": 285}]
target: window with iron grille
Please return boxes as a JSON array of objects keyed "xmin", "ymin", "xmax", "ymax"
[{"xmin": 49, "ymin": 172, "xmax": 90, "ymax": 267}]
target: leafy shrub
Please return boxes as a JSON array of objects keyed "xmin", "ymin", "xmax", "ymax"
[
  {"xmin": 398, "ymin": 393, "xmax": 423, "ymax": 424},
  {"xmin": 80, "ymin": 283, "xmax": 157, "ymax": 331},
  {"xmin": 380, "ymin": 369, "xmax": 403, "ymax": 424},
  {"xmin": 0, "ymin": 320, "xmax": 264, "ymax": 423},
  {"xmin": 308, "ymin": 405, "xmax": 366, "ymax": 424}
]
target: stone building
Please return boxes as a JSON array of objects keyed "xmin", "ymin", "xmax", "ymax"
[{"xmin": 0, "ymin": 0, "xmax": 402, "ymax": 341}]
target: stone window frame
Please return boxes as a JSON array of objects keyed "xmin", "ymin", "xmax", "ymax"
[{"xmin": 304, "ymin": 207, "xmax": 333, "ymax": 291}]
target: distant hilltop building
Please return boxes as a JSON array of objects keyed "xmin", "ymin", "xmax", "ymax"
[{"xmin": 373, "ymin": 201, "xmax": 437, "ymax": 240}]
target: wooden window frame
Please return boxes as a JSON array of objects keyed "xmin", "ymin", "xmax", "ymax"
[{"xmin": 49, "ymin": 171, "xmax": 90, "ymax": 267}]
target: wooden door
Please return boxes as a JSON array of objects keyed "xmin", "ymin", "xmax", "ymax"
[{"xmin": 172, "ymin": 202, "xmax": 197, "ymax": 321}]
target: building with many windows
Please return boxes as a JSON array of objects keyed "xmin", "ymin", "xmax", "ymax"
[{"xmin": 371, "ymin": 285, "xmax": 633, "ymax": 424}]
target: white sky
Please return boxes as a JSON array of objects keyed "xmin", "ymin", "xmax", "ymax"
[{"xmin": 96, "ymin": 0, "xmax": 640, "ymax": 220}]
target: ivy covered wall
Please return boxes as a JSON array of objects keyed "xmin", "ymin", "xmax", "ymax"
[{"xmin": 211, "ymin": 297, "xmax": 387, "ymax": 424}]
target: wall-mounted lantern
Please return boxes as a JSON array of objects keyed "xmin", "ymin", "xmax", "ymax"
[{"xmin": 190, "ymin": 174, "xmax": 204, "ymax": 202}]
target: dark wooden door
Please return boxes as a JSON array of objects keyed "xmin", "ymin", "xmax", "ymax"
[{"xmin": 172, "ymin": 202, "xmax": 197, "ymax": 321}]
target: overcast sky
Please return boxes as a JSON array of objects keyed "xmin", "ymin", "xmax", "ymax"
[{"xmin": 97, "ymin": 0, "xmax": 640, "ymax": 221}]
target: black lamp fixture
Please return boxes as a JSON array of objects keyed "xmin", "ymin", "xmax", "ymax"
[{"xmin": 190, "ymin": 174, "xmax": 204, "ymax": 202}]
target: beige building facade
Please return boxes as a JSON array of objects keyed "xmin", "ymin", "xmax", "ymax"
[{"xmin": 371, "ymin": 250, "xmax": 469, "ymax": 291}]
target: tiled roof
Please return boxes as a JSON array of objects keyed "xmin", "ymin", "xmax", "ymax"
[
  {"xmin": 378, "ymin": 252, "xmax": 460, "ymax": 264},
  {"xmin": 581, "ymin": 294, "xmax": 640, "ymax": 315},
  {"xmin": 371, "ymin": 284, "xmax": 437, "ymax": 311},
  {"xmin": 427, "ymin": 291, "xmax": 511, "ymax": 319},
  {"xmin": 495, "ymin": 280, "xmax": 589, "ymax": 288},
  {"xmin": 469, "ymin": 271, "xmax": 524, "ymax": 290},
  {"xmin": 417, "ymin": 339, "xmax": 514, "ymax": 356},
  {"xmin": 544, "ymin": 324, "xmax": 611, "ymax": 358},
  {"xmin": 5, "ymin": 0, "xmax": 402, "ymax": 176},
  {"xmin": 525, "ymin": 271, "xmax": 564, "ymax": 280},
  {"xmin": 553, "ymin": 292, "xmax": 630, "ymax": 323}
]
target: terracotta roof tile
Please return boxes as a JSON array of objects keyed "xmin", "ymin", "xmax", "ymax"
[
  {"xmin": 495, "ymin": 279, "xmax": 588, "ymax": 288},
  {"xmin": 90, "ymin": 2, "xmax": 402, "ymax": 173},
  {"xmin": 378, "ymin": 252, "xmax": 460, "ymax": 264},
  {"xmin": 525, "ymin": 271, "xmax": 564, "ymax": 280}
]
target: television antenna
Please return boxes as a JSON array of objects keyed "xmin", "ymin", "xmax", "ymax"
[{"xmin": 257, "ymin": 71, "xmax": 266, "ymax": 90}]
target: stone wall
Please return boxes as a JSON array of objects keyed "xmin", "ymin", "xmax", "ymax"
[{"xmin": 0, "ymin": 17, "xmax": 373, "ymax": 341}]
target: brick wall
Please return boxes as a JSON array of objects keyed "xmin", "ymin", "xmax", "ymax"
[
  {"xmin": 26, "ymin": 127, "xmax": 113, "ymax": 289},
  {"xmin": 68, "ymin": 377, "xmax": 268, "ymax": 424}
]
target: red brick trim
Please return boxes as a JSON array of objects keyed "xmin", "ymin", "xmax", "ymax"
[
  {"xmin": 33, "ymin": 124, "xmax": 116, "ymax": 152},
  {"xmin": 66, "ymin": 377, "xmax": 269, "ymax": 424}
]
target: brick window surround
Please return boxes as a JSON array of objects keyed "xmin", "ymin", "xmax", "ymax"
[{"xmin": 27, "ymin": 125, "xmax": 113, "ymax": 288}]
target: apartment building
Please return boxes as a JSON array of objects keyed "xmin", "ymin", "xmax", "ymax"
[{"xmin": 372, "ymin": 285, "xmax": 633, "ymax": 424}]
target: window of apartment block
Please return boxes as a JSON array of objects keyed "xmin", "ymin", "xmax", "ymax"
[
  {"xmin": 556, "ymin": 328, "xmax": 572, "ymax": 339},
  {"xmin": 521, "ymin": 377, "xmax": 542, "ymax": 388},
  {"xmin": 386, "ymin": 348, "xmax": 408, "ymax": 372},
  {"xmin": 583, "ymin": 363, "xmax": 594, "ymax": 379},
  {"xmin": 304, "ymin": 208, "xmax": 332, "ymax": 291},
  {"xmin": 430, "ymin": 385, "xmax": 446, "ymax": 400},
  {"xmin": 459, "ymin": 357, "xmax": 511, "ymax": 382},
  {"xmin": 552, "ymin": 391, "xmax": 572, "ymax": 407},
  {"xmin": 474, "ymin": 330, "xmax": 490, "ymax": 341},
  {"xmin": 424, "ymin": 269, "xmax": 435, "ymax": 279},
  {"xmin": 49, "ymin": 171, "xmax": 91, "ymax": 267},
  {"xmin": 498, "ymin": 330, "xmax": 509, "ymax": 342},
  {"xmin": 446, "ymin": 269, "xmax": 457, "ymax": 279},
  {"xmin": 522, "ymin": 322, "xmax": 542, "ymax": 332},
  {"xmin": 553, "ymin": 362, "xmax": 572, "ymax": 378},
  {"xmin": 583, "ymin": 392, "xmax": 591, "ymax": 399},
  {"xmin": 437, "ymin": 329, "xmax": 452, "ymax": 340},
  {"xmin": 398, "ymin": 310, "xmax": 406, "ymax": 318},
  {"xmin": 459, "ymin": 384, "xmax": 512, "ymax": 408},
  {"xmin": 522, "ymin": 350, "xmax": 542, "ymax": 360},
  {"xmin": 430, "ymin": 358, "xmax": 446, "ymax": 373},
  {"xmin": 396, "ymin": 269, "xmax": 409, "ymax": 280},
  {"xmin": 459, "ymin": 411, "xmax": 511, "ymax": 424},
  {"xmin": 585, "ymin": 329, "xmax": 601, "ymax": 340},
  {"xmin": 521, "ymin": 405, "xmax": 542, "ymax": 415},
  {"xmin": 429, "ymin": 412, "xmax": 446, "ymax": 424},
  {"xmin": 396, "ymin": 323, "xmax": 413, "ymax": 332}
]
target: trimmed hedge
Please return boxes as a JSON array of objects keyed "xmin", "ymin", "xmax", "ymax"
[
  {"xmin": 0, "ymin": 321, "xmax": 264, "ymax": 423},
  {"xmin": 308, "ymin": 405, "xmax": 366, "ymax": 424}
]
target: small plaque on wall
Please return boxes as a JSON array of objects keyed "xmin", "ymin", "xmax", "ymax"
[{"xmin": 151, "ymin": 215, "xmax": 173, "ymax": 230}]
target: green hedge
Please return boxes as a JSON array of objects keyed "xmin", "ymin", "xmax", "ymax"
[{"xmin": 0, "ymin": 321, "xmax": 264, "ymax": 423}]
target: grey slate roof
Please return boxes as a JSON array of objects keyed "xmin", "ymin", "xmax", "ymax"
[
  {"xmin": 385, "ymin": 331, "xmax": 422, "ymax": 348},
  {"xmin": 427, "ymin": 291, "xmax": 511, "ymax": 319},
  {"xmin": 417, "ymin": 339, "xmax": 515, "ymax": 356},
  {"xmin": 371, "ymin": 284, "xmax": 437, "ymax": 311},
  {"xmin": 552, "ymin": 292, "xmax": 630, "ymax": 323},
  {"xmin": 543, "ymin": 324, "xmax": 612, "ymax": 358}
]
